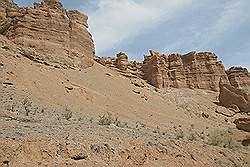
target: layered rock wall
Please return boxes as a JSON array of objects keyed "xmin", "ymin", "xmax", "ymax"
[
  {"xmin": 0, "ymin": 0, "xmax": 95, "ymax": 69},
  {"xmin": 219, "ymin": 83, "xmax": 249, "ymax": 112},
  {"xmin": 226, "ymin": 67, "xmax": 250, "ymax": 89},
  {"xmin": 142, "ymin": 50, "xmax": 229, "ymax": 91},
  {"xmin": 219, "ymin": 67, "xmax": 250, "ymax": 113}
]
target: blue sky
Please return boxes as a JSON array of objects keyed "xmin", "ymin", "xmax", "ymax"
[{"xmin": 14, "ymin": 0, "xmax": 250, "ymax": 69}]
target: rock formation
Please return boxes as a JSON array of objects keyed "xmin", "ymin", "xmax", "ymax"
[
  {"xmin": 0, "ymin": 0, "xmax": 95, "ymax": 69},
  {"xmin": 142, "ymin": 50, "xmax": 229, "ymax": 91},
  {"xmin": 234, "ymin": 118, "xmax": 250, "ymax": 132},
  {"xmin": 115, "ymin": 52, "xmax": 129, "ymax": 71},
  {"xmin": 219, "ymin": 80, "xmax": 250, "ymax": 113},
  {"xmin": 219, "ymin": 67, "xmax": 250, "ymax": 113},
  {"xmin": 94, "ymin": 56, "xmax": 115, "ymax": 68},
  {"xmin": 95, "ymin": 54, "xmax": 143, "ymax": 78},
  {"xmin": 226, "ymin": 67, "xmax": 250, "ymax": 89}
]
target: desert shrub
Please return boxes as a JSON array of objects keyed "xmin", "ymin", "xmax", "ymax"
[
  {"xmin": 22, "ymin": 98, "xmax": 32, "ymax": 116},
  {"xmin": 188, "ymin": 133, "xmax": 198, "ymax": 141},
  {"xmin": 98, "ymin": 112, "xmax": 128, "ymax": 128},
  {"xmin": 63, "ymin": 106, "xmax": 73, "ymax": 120},
  {"xmin": 208, "ymin": 130, "xmax": 241, "ymax": 149},
  {"xmin": 187, "ymin": 124, "xmax": 200, "ymax": 142},
  {"xmin": 98, "ymin": 112, "xmax": 113, "ymax": 125},
  {"xmin": 175, "ymin": 129, "xmax": 184, "ymax": 140}
]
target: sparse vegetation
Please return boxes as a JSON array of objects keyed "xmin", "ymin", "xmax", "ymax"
[
  {"xmin": 187, "ymin": 124, "xmax": 199, "ymax": 142},
  {"xmin": 188, "ymin": 133, "xmax": 198, "ymax": 141},
  {"xmin": 208, "ymin": 130, "xmax": 241, "ymax": 149},
  {"xmin": 135, "ymin": 121, "xmax": 146, "ymax": 129},
  {"xmin": 98, "ymin": 112, "xmax": 113, "ymax": 125},
  {"xmin": 63, "ymin": 106, "xmax": 73, "ymax": 120},
  {"xmin": 175, "ymin": 129, "xmax": 184, "ymax": 140},
  {"xmin": 22, "ymin": 98, "xmax": 32, "ymax": 116},
  {"xmin": 98, "ymin": 112, "xmax": 128, "ymax": 128}
]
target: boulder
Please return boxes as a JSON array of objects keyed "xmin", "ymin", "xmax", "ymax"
[
  {"xmin": 215, "ymin": 106, "xmax": 235, "ymax": 117},
  {"xmin": 234, "ymin": 118, "xmax": 250, "ymax": 132}
]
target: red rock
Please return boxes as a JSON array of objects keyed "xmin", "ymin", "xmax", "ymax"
[
  {"xmin": 219, "ymin": 80, "xmax": 250, "ymax": 113},
  {"xmin": 0, "ymin": 0, "xmax": 95, "ymax": 69},
  {"xmin": 142, "ymin": 50, "xmax": 229, "ymax": 91},
  {"xmin": 115, "ymin": 52, "xmax": 129, "ymax": 71},
  {"xmin": 226, "ymin": 67, "xmax": 250, "ymax": 89}
]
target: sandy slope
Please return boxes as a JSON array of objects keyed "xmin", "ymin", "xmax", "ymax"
[{"xmin": 0, "ymin": 41, "xmax": 249, "ymax": 166}]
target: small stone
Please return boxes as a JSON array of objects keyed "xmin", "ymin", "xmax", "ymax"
[
  {"xmin": 133, "ymin": 89, "xmax": 140, "ymax": 94},
  {"xmin": 202, "ymin": 112, "xmax": 209, "ymax": 118},
  {"xmin": 65, "ymin": 85, "xmax": 74, "ymax": 91},
  {"xmin": 106, "ymin": 72, "xmax": 113, "ymax": 77}
]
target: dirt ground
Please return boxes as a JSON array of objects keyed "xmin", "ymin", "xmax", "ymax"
[{"xmin": 0, "ymin": 41, "xmax": 250, "ymax": 166}]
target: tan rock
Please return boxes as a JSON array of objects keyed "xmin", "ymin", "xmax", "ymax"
[
  {"xmin": 0, "ymin": 0, "xmax": 95, "ymax": 69},
  {"xmin": 215, "ymin": 106, "xmax": 235, "ymax": 117},
  {"xmin": 234, "ymin": 118, "xmax": 250, "ymax": 132},
  {"xmin": 133, "ymin": 89, "xmax": 141, "ymax": 94},
  {"xmin": 115, "ymin": 52, "xmax": 129, "ymax": 71},
  {"xmin": 130, "ymin": 79, "xmax": 146, "ymax": 88},
  {"xmin": 226, "ymin": 67, "xmax": 250, "ymax": 89},
  {"xmin": 142, "ymin": 50, "xmax": 229, "ymax": 91},
  {"xmin": 95, "ymin": 56, "xmax": 115, "ymax": 67},
  {"xmin": 219, "ymin": 81, "xmax": 250, "ymax": 113}
]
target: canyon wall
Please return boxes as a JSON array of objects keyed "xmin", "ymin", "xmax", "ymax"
[
  {"xmin": 219, "ymin": 67, "xmax": 250, "ymax": 113},
  {"xmin": 0, "ymin": 0, "xmax": 95, "ymax": 69},
  {"xmin": 142, "ymin": 50, "xmax": 230, "ymax": 91},
  {"xmin": 226, "ymin": 67, "xmax": 250, "ymax": 89}
]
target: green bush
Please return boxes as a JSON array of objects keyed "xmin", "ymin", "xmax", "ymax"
[{"xmin": 208, "ymin": 130, "xmax": 241, "ymax": 149}]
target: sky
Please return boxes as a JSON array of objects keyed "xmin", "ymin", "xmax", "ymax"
[{"xmin": 14, "ymin": 0, "xmax": 250, "ymax": 69}]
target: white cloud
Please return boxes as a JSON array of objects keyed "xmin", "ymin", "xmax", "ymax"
[
  {"xmin": 86, "ymin": 0, "xmax": 194, "ymax": 55},
  {"xmin": 198, "ymin": 0, "xmax": 249, "ymax": 47}
]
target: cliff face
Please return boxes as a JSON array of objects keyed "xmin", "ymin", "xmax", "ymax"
[
  {"xmin": 142, "ymin": 50, "xmax": 229, "ymax": 91},
  {"xmin": 219, "ymin": 67, "xmax": 250, "ymax": 113},
  {"xmin": 226, "ymin": 67, "xmax": 250, "ymax": 89},
  {"xmin": 0, "ymin": 0, "xmax": 95, "ymax": 69},
  {"xmin": 219, "ymin": 82, "xmax": 250, "ymax": 113}
]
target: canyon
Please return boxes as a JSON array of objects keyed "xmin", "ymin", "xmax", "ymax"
[{"xmin": 0, "ymin": 0, "xmax": 249, "ymax": 167}]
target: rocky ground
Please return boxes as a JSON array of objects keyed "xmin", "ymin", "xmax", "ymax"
[
  {"xmin": 0, "ymin": 43, "xmax": 250, "ymax": 166},
  {"xmin": 0, "ymin": 0, "xmax": 250, "ymax": 166}
]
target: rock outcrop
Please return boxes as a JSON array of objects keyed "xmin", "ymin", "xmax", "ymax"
[
  {"xmin": 95, "ymin": 54, "xmax": 143, "ymax": 78},
  {"xmin": 234, "ymin": 118, "xmax": 250, "ymax": 132},
  {"xmin": 219, "ymin": 67, "xmax": 250, "ymax": 112},
  {"xmin": 0, "ymin": 0, "xmax": 95, "ymax": 69},
  {"xmin": 115, "ymin": 52, "xmax": 129, "ymax": 71},
  {"xmin": 142, "ymin": 50, "xmax": 229, "ymax": 91},
  {"xmin": 226, "ymin": 67, "xmax": 250, "ymax": 89},
  {"xmin": 219, "ymin": 81, "xmax": 250, "ymax": 113}
]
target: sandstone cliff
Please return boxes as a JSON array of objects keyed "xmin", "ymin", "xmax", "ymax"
[
  {"xmin": 226, "ymin": 67, "xmax": 250, "ymax": 89},
  {"xmin": 0, "ymin": 0, "xmax": 95, "ymax": 69},
  {"xmin": 142, "ymin": 50, "xmax": 229, "ymax": 91},
  {"xmin": 219, "ymin": 67, "xmax": 250, "ymax": 113},
  {"xmin": 219, "ymin": 82, "xmax": 249, "ymax": 113},
  {"xmin": 95, "ymin": 50, "xmax": 231, "ymax": 92}
]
